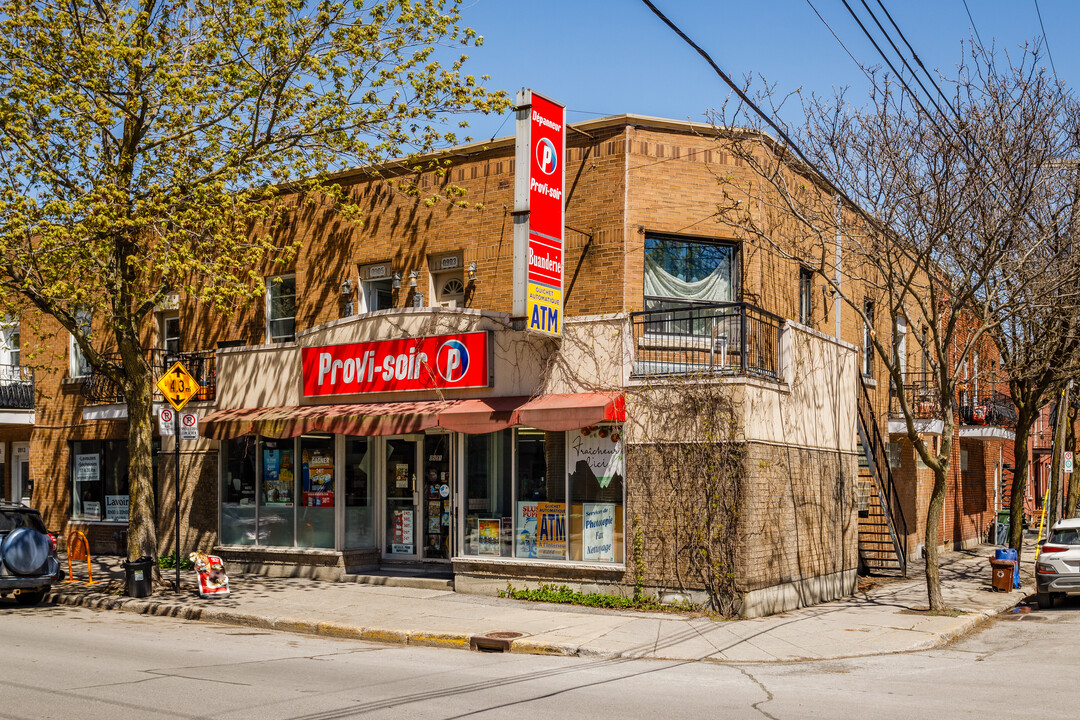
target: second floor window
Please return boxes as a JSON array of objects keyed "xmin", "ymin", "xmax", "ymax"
[
  {"xmin": 70, "ymin": 308, "xmax": 92, "ymax": 378},
  {"xmin": 862, "ymin": 300, "xmax": 874, "ymax": 377},
  {"xmin": 644, "ymin": 235, "xmax": 737, "ymax": 310},
  {"xmin": 799, "ymin": 268, "xmax": 813, "ymax": 325},
  {"xmin": 0, "ymin": 318, "xmax": 19, "ymax": 368},
  {"xmin": 266, "ymin": 275, "xmax": 296, "ymax": 344}
]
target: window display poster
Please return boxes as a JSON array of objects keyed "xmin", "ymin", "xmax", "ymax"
[
  {"xmin": 392, "ymin": 508, "xmax": 414, "ymax": 554},
  {"xmin": 536, "ymin": 502, "xmax": 567, "ymax": 559},
  {"xmin": 263, "ymin": 447, "xmax": 294, "ymax": 505},
  {"xmin": 569, "ymin": 425, "xmax": 624, "ymax": 490},
  {"xmin": 302, "ymin": 449, "xmax": 334, "ymax": 507},
  {"xmin": 105, "ymin": 494, "xmax": 129, "ymax": 522},
  {"xmin": 516, "ymin": 502, "xmax": 538, "ymax": 558},
  {"xmin": 395, "ymin": 463, "xmax": 409, "ymax": 489},
  {"xmin": 582, "ymin": 503, "xmax": 616, "ymax": 562},
  {"xmin": 478, "ymin": 518, "xmax": 501, "ymax": 556},
  {"xmin": 75, "ymin": 453, "xmax": 101, "ymax": 519},
  {"xmin": 427, "ymin": 500, "xmax": 442, "ymax": 533}
]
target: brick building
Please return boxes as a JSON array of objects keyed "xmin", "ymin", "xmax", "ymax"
[{"xmin": 3, "ymin": 111, "xmax": 1010, "ymax": 616}]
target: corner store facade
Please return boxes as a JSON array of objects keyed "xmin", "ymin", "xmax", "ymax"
[{"xmin": 6, "ymin": 112, "xmax": 1001, "ymax": 615}]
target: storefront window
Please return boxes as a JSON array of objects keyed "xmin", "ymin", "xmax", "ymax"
[
  {"xmin": 515, "ymin": 428, "xmax": 566, "ymax": 560},
  {"xmin": 298, "ymin": 434, "xmax": 335, "ymax": 548},
  {"xmin": 463, "ymin": 430, "xmax": 512, "ymax": 557},
  {"xmin": 568, "ymin": 425, "xmax": 624, "ymax": 563},
  {"xmin": 221, "ymin": 436, "xmax": 257, "ymax": 545},
  {"xmin": 259, "ymin": 438, "xmax": 295, "ymax": 546},
  {"xmin": 70, "ymin": 440, "xmax": 130, "ymax": 522},
  {"xmin": 344, "ymin": 436, "xmax": 374, "ymax": 548}
]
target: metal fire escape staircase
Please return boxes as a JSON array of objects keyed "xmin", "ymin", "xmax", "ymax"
[{"xmin": 856, "ymin": 376, "xmax": 908, "ymax": 576}]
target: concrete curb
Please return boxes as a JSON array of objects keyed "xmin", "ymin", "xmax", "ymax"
[{"xmin": 45, "ymin": 584, "xmax": 1022, "ymax": 663}]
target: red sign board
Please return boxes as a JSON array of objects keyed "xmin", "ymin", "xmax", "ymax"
[
  {"xmin": 301, "ymin": 331, "xmax": 491, "ymax": 396},
  {"xmin": 514, "ymin": 90, "xmax": 565, "ymax": 337}
]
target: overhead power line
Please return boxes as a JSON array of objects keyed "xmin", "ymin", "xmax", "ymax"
[{"xmin": 1033, "ymin": 0, "xmax": 1058, "ymax": 76}]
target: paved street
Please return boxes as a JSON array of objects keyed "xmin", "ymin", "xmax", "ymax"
[{"xmin": 3, "ymin": 597, "xmax": 1078, "ymax": 719}]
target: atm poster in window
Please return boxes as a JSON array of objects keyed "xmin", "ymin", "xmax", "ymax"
[
  {"xmin": 262, "ymin": 446, "xmax": 294, "ymax": 505},
  {"xmin": 536, "ymin": 502, "xmax": 567, "ymax": 559},
  {"xmin": 392, "ymin": 509, "xmax": 414, "ymax": 554},
  {"xmin": 568, "ymin": 425, "xmax": 624, "ymax": 490},
  {"xmin": 301, "ymin": 449, "xmax": 334, "ymax": 507}
]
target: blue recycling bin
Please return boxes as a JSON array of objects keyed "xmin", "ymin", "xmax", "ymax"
[{"xmin": 994, "ymin": 548, "xmax": 1020, "ymax": 588}]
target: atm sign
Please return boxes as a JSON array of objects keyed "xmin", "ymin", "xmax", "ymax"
[{"xmin": 301, "ymin": 331, "xmax": 492, "ymax": 396}]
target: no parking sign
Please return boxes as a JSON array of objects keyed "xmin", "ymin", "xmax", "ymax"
[{"xmin": 180, "ymin": 412, "xmax": 199, "ymax": 440}]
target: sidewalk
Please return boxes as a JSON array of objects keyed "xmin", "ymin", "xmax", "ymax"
[{"xmin": 47, "ymin": 543, "xmax": 1033, "ymax": 663}]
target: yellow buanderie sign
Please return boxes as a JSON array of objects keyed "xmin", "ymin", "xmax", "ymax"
[{"xmin": 155, "ymin": 361, "xmax": 200, "ymax": 412}]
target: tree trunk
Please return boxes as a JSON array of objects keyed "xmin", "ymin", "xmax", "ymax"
[
  {"xmin": 117, "ymin": 331, "xmax": 157, "ymax": 561},
  {"xmin": 1049, "ymin": 396, "xmax": 1067, "ymax": 528},
  {"xmin": 1009, "ymin": 411, "xmax": 1033, "ymax": 555},
  {"xmin": 1067, "ymin": 403, "xmax": 1079, "ymax": 518},
  {"xmin": 924, "ymin": 462, "xmax": 948, "ymax": 611}
]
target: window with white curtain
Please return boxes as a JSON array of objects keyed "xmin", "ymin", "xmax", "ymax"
[{"xmin": 644, "ymin": 235, "xmax": 737, "ymax": 310}]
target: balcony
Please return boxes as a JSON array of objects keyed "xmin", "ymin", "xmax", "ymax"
[
  {"xmin": 0, "ymin": 364, "xmax": 34, "ymax": 410},
  {"xmin": 888, "ymin": 377, "xmax": 1016, "ymax": 437},
  {"xmin": 82, "ymin": 349, "xmax": 217, "ymax": 405},
  {"xmin": 629, "ymin": 302, "xmax": 784, "ymax": 381}
]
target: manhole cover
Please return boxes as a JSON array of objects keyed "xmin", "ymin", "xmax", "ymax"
[{"xmin": 470, "ymin": 632, "xmax": 524, "ymax": 653}]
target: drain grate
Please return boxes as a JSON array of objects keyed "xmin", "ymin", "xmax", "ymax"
[{"xmin": 470, "ymin": 631, "xmax": 524, "ymax": 653}]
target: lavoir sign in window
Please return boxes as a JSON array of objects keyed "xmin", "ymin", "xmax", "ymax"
[{"xmin": 301, "ymin": 331, "xmax": 493, "ymax": 396}]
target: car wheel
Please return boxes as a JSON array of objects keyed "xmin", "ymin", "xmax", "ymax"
[
  {"xmin": 1037, "ymin": 592, "xmax": 1054, "ymax": 609},
  {"xmin": 14, "ymin": 589, "xmax": 46, "ymax": 606}
]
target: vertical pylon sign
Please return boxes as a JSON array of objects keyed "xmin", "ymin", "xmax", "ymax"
[{"xmin": 513, "ymin": 89, "xmax": 565, "ymax": 337}]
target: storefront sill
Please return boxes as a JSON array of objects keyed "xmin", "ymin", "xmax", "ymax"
[
  {"xmin": 214, "ymin": 545, "xmax": 341, "ymax": 557},
  {"xmin": 452, "ymin": 557, "xmax": 626, "ymax": 573},
  {"xmin": 68, "ymin": 520, "xmax": 128, "ymax": 526}
]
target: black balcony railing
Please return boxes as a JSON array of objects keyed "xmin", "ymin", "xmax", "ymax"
[
  {"xmin": 630, "ymin": 302, "xmax": 784, "ymax": 380},
  {"xmin": 888, "ymin": 377, "xmax": 1016, "ymax": 429},
  {"xmin": 0, "ymin": 364, "xmax": 34, "ymax": 410},
  {"xmin": 82, "ymin": 349, "xmax": 217, "ymax": 405}
]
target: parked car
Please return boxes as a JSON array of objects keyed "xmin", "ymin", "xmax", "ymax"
[
  {"xmin": 0, "ymin": 502, "xmax": 63, "ymax": 606},
  {"xmin": 1035, "ymin": 518, "xmax": 1080, "ymax": 609}
]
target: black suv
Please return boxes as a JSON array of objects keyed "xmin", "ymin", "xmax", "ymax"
[{"xmin": 0, "ymin": 503, "xmax": 62, "ymax": 605}]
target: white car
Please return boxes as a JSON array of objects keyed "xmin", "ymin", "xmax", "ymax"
[{"xmin": 1035, "ymin": 518, "xmax": 1080, "ymax": 609}]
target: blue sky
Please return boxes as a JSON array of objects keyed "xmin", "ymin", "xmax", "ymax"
[{"xmin": 455, "ymin": 0, "xmax": 1079, "ymax": 139}]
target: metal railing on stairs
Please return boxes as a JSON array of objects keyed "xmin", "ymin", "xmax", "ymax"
[{"xmin": 856, "ymin": 374, "xmax": 908, "ymax": 575}]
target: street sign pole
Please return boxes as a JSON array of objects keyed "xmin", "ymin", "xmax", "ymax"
[
  {"xmin": 174, "ymin": 407, "xmax": 180, "ymax": 592},
  {"xmin": 155, "ymin": 361, "xmax": 200, "ymax": 594}
]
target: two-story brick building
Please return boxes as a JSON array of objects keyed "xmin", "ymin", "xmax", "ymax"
[{"xmin": 4, "ymin": 111, "xmax": 1012, "ymax": 616}]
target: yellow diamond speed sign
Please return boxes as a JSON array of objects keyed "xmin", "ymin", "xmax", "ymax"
[{"xmin": 156, "ymin": 361, "xmax": 200, "ymax": 411}]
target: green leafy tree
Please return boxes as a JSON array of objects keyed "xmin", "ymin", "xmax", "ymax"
[{"xmin": 0, "ymin": 0, "xmax": 508, "ymax": 559}]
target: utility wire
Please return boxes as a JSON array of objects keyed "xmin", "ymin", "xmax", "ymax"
[
  {"xmin": 805, "ymin": 0, "xmax": 876, "ymax": 86},
  {"xmin": 961, "ymin": 0, "xmax": 985, "ymax": 51},
  {"xmin": 1033, "ymin": 0, "xmax": 1058, "ymax": 76}
]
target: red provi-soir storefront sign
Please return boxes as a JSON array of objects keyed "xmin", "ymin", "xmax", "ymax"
[{"xmin": 301, "ymin": 331, "xmax": 492, "ymax": 396}]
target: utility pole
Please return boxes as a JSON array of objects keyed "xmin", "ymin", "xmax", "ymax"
[{"xmin": 1049, "ymin": 381, "xmax": 1072, "ymax": 528}]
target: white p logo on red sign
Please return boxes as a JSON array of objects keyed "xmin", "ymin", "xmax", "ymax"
[
  {"xmin": 536, "ymin": 137, "xmax": 558, "ymax": 175},
  {"xmin": 436, "ymin": 339, "xmax": 469, "ymax": 383}
]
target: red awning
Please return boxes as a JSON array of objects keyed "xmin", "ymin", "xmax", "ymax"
[
  {"xmin": 437, "ymin": 396, "xmax": 530, "ymax": 434},
  {"xmin": 201, "ymin": 393, "xmax": 626, "ymax": 439},
  {"xmin": 201, "ymin": 400, "xmax": 447, "ymax": 440},
  {"xmin": 513, "ymin": 393, "xmax": 626, "ymax": 432}
]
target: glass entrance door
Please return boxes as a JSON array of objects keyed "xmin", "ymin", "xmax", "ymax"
[
  {"xmin": 384, "ymin": 438, "xmax": 419, "ymax": 558},
  {"xmin": 422, "ymin": 434, "xmax": 452, "ymax": 560},
  {"xmin": 12, "ymin": 442, "xmax": 29, "ymax": 506}
]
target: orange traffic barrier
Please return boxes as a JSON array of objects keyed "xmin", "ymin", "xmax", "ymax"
[{"xmin": 65, "ymin": 530, "xmax": 96, "ymax": 584}]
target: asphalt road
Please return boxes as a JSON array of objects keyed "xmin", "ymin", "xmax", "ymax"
[{"xmin": 2, "ymin": 598, "xmax": 1076, "ymax": 719}]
